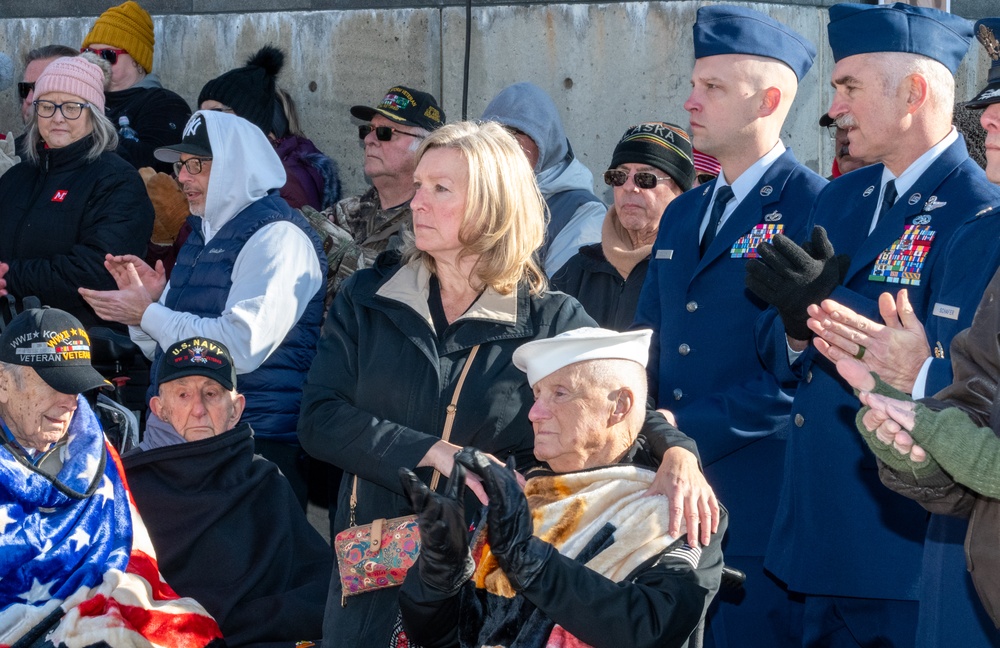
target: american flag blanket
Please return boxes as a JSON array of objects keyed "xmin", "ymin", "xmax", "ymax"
[{"xmin": 0, "ymin": 396, "xmax": 223, "ymax": 648}]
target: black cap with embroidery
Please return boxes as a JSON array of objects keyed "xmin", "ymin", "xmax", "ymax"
[
  {"xmin": 0, "ymin": 308, "xmax": 109, "ymax": 394},
  {"xmin": 350, "ymin": 86, "xmax": 445, "ymax": 132},
  {"xmin": 153, "ymin": 112, "xmax": 213, "ymax": 163},
  {"xmin": 158, "ymin": 337, "xmax": 237, "ymax": 392}
]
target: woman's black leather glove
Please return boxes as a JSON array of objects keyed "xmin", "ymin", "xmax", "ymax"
[
  {"xmin": 399, "ymin": 463, "xmax": 474, "ymax": 594},
  {"xmin": 456, "ymin": 447, "xmax": 552, "ymax": 591},
  {"xmin": 745, "ymin": 225, "xmax": 851, "ymax": 341}
]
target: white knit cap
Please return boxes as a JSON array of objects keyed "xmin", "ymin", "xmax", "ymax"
[
  {"xmin": 33, "ymin": 56, "xmax": 106, "ymax": 113},
  {"xmin": 513, "ymin": 327, "xmax": 652, "ymax": 387}
]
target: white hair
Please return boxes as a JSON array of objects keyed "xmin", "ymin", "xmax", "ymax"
[{"xmin": 877, "ymin": 52, "xmax": 955, "ymax": 121}]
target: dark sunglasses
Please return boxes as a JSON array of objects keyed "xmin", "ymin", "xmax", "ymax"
[
  {"xmin": 696, "ymin": 173, "xmax": 717, "ymax": 185},
  {"xmin": 81, "ymin": 47, "xmax": 128, "ymax": 65},
  {"xmin": 604, "ymin": 169, "xmax": 675, "ymax": 190},
  {"xmin": 358, "ymin": 124, "xmax": 425, "ymax": 142},
  {"xmin": 17, "ymin": 82, "xmax": 34, "ymax": 100}
]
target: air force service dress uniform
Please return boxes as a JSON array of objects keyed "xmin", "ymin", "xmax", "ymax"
[
  {"xmin": 632, "ymin": 7, "xmax": 825, "ymax": 647},
  {"xmin": 757, "ymin": 5, "xmax": 1000, "ymax": 646}
]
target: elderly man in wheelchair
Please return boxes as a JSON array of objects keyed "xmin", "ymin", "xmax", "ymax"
[
  {"xmin": 398, "ymin": 328, "xmax": 729, "ymax": 648},
  {"xmin": 0, "ymin": 307, "xmax": 222, "ymax": 646}
]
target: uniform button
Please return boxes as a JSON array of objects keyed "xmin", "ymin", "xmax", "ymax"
[
  {"xmin": 686, "ymin": 301, "xmax": 698, "ymax": 312},
  {"xmin": 806, "ymin": 371, "xmax": 813, "ymax": 384},
  {"xmin": 678, "ymin": 343, "xmax": 690, "ymax": 356},
  {"xmin": 794, "ymin": 414, "xmax": 805, "ymax": 427},
  {"xmin": 673, "ymin": 388, "xmax": 683, "ymax": 401}
]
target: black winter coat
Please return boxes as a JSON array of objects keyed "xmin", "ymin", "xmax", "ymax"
[
  {"xmin": 551, "ymin": 243, "xmax": 650, "ymax": 331},
  {"xmin": 0, "ymin": 136, "xmax": 153, "ymax": 328},
  {"xmin": 104, "ymin": 83, "xmax": 191, "ymax": 173}
]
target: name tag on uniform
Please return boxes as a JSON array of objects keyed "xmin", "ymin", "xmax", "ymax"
[
  {"xmin": 656, "ymin": 249, "xmax": 674, "ymax": 260},
  {"xmin": 932, "ymin": 303, "xmax": 960, "ymax": 320}
]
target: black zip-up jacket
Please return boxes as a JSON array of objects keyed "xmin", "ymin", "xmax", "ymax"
[
  {"xmin": 0, "ymin": 136, "xmax": 153, "ymax": 328},
  {"xmin": 551, "ymin": 242, "xmax": 650, "ymax": 331},
  {"xmin": 104, "ymin": 80, "xmax": 191, "ymax": 174}
]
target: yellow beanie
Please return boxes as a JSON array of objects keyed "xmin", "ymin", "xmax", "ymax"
[{"xmin": 82, "ymin": 1, "xmax": 155, "ymax": 73}]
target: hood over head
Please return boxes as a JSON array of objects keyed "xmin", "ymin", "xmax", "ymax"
[
  {"xmin": 165, "ymin": 110, "xmax": 285, "ymax": 237},
  {"xmin": 481, "ymin": 81, "xmax": 570, "ymax": 173}
]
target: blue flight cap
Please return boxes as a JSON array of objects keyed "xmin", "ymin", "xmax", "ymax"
[
  {"xmin": 827, "ymin": 3, "xmax": 973, "ymax": 75},
  {"xmin": 693, "ymin": 5, "xmax": 817, "ymax": 81},
  {"xmin": 966, "ymin": 19, "xmax": 1000, "ymax": 109}
]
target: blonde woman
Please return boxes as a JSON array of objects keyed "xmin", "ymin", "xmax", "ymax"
[{"xmin": 299, "ymin": 121, "xmax": 707, "ymax": 646}]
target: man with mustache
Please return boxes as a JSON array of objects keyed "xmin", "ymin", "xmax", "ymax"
[
  {"xmin": 747, "ymin": 5, "xmax": 1000, "ymax": 646},
  {"xmin": 785, "ymin": 18, "xmax": 1000, "ymax": 647}
]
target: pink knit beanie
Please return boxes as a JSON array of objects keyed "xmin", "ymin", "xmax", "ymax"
[{"xmin": 33, "ymin": 57, "xmax": 106, "ymax": 113}]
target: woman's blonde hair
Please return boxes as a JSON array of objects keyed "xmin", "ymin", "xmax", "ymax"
[{"xmin": 404, "ymin": 120, "xmax": 547, "ymax": 295}]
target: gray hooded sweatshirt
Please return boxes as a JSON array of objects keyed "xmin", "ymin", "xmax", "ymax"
[{"xmin": 482, "ymin": 82, "xmax": 605, "ymax": 276}]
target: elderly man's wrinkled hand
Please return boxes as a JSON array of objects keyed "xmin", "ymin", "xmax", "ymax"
[
  {"xmin": 809, "ymin": 290, "xmax": 930, "ymax": 393},
  {"xmin": 399, "ymin": 464, "xmax": 474, "ymax": 593},
  {"xmin": 858, "ymin": 391, "xmax": 927, "ymax": 462},
  {"xmin": 646, "ymin": 446, "xmax": 719, "ymax": 547}
]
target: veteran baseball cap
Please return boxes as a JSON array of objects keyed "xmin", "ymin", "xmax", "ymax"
[
  {"xmin": 154, "ymin": 111, "xmax": 213, "ymax": 164},
  {"xmin": 0, "ymin": 308, "xmax": 109, "ymax": 394},
  {"xmin": 513, "ymin": 327, "xmax": 652, "ymax": 388},
  {"xmin": 350, "ymin": 85, "xmax": 445, "ymax": 132},
  {"xmin": 158, "ymin": 337, "xmax": 236, "ymax": 392}
]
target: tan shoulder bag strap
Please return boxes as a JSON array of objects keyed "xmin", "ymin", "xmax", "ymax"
[{"xmin": 349, "ymin": 344, "xmax": 482, "ymax": 523}]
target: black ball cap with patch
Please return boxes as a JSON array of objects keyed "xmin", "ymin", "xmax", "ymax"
[{"xmin": 0, "ymin": 308, "xmax": 109, "ymax": 395}]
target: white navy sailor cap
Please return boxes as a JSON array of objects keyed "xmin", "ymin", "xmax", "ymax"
[{"xmin": 513, "ymin": 328, "xmax": 652, "ymax": 388}]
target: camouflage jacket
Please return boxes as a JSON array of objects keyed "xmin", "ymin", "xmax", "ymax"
[{"xmin": 300, "ymin": 186, "xmax": 412, "ymax": 307}]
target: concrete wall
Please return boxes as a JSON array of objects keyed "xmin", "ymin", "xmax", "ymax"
[{"xmin": 0, "ymin": 2, "xmax": 993, "ymax": 200}]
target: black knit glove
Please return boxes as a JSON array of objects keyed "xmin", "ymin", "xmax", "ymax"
[
  {"xmin": 399, "ymin": 463, "xmax": 474, "ymax": 594},
  {"xmin": 455, "ymin": 448, "xmax": 552, "ymax": 591},
  {"xmin": 745, "ymin": 225, "xmax": 851, "ymax": 340}
]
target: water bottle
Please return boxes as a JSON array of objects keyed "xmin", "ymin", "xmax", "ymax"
[{"xmin": 118, "ymin": 116, "xmax": 139, "ymax": 142}]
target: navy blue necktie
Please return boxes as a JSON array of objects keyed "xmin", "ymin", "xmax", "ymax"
[
  {"xmin": 701, "ymin": 184, "xmax": 734, "ymax": 257},
  {"xmin": 874, "ymin": 179, "xmax": 897, "ymax": 229}
]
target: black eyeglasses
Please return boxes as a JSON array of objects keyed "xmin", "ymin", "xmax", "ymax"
[
  {"xmin": 173, "ymin": 157, "xmax": 213, "ymax": 176},
  {"xmin": 17, "ymin": 82, "xmax": 34, "ymax": 100},
  {"xmin": 358, "ymin": 124, "xmax": 425, "ymax": 142},
  {"xmin": 80, "ymin": 47, "xmax": 128, "ymax": 65},
  {"xmin": 826, "ymin": 124, "xmax": 840, "ymax": 140},
  {"xmin": 33, "ymin": 100, "xmax": 90, "ymax": 120},
  {"xmin": 696, "ymin": 173, "xmax": 717, "ymax": 185},
  {"xmin": 604, "ymin": 169, "xmax": 675, "ymax": 190}
]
